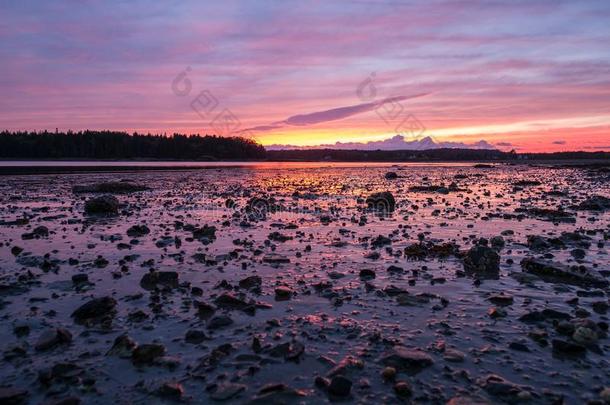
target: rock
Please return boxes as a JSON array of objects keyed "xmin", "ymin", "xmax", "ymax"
[
  {"xmin": 35, "ymin": 328, "xmax": 72, "ymax": 351},
  {"xmin": 405, "ymin": 242, "xmax": 459, "ymax": 260},
  {"xmin": 528, "ymin": 329, "xmax": 548, "ymax": 345},
  {"xmin": 274, "ymin": 286, "xmax": 293, "ymax": 301},
  {"xmin": 107, "ymin": 334, "xmax": 137, "ymax": 358},
  {"xmin": 528, "ymin": 207, "xmax": 575, "ymax": 223},
  {"xmin": 207, "ymin": 315, "xmax": 234, "ymax": 329},
  {"xmin": 268, "ymin": 231, "xmax": 292, "ymax": 242},
  {"xmin": 488, "ymin": 293, "xmax": 513, "ymax": 306},
  {"xmin": 140, "ymin": 271, "xmax": 179, "ymax": 290},
  {"xmin": 327, "ymin": 355, "xmax": 364, "ymax": 378},
  {"xmin": 387, "ymin": 265, "xmax": 404, "ymax": 274},
  {"xmin": 394, "ymin": 381, "xmax": 412, "ymax": 397},
  {"xmin": 132, "ymin": 343, "xmax": 166, "ymax": 364},
  {"xmin": 267, "ymin": 341, "xmax": 304, "ymax": 361},
  {"xmin": 239, "ymin": 275, "xmax": 262, "ymax": 290},
  {"xmin": 508, "ymin": 341, "xmax": 530, "ymax": 352},
  {"xmin": 600, "ymin": 387, "xmax": 610, "ymax": 403},
  {"xmin": 154, "ymin": 236, "xmax": 175, "ymax": 248},
  {"xmin": 396, "ymin": 293, "xmax": 430, "ymax": 306},
  {"xmin": 262, "ymin": 254, "xmax": 290, "ymax": 264},
  {"xmin": 156, "ymin": 382, "xmax": 184, "ymax": 399},
  {"xmin": 71, "ymin": 273, "xmax": 89, "ymax": 285},
  {"xmin": 573, "ymin": 325, "xmax": 598, "ymax": 345},
  {"xmin": 73, "ymin": 182, "xmax": 149, "ymax": 194},
  {"xmin": 577, "ymin": 195, "xmax": 610, "ymax": 211},
  {"xmin": 521, "ymin": 258, "xmax": 608, "ymax": 287},
  {"xmin": 527, "ymin": 235, "xmax": 550, "ymax": 250},
  {"xmin": 13, "ymin": 322, "xmax": 30, "ymax": 337},
  {"xmin": 71, "ymin": 296, "xmax": 117, "ymax": 325},
  {"xmin": 0, "ymin": 387, "xmax": 28, "ymax": 404},
  {"xmin": 191, "ymin": 225, "xmax": 217, "ymax": 242},
  {"xmin": 443, "ymin": 349, "xmax": 465, "ymax": 362},
  {"xmin": 210, "ymin": 383, "xmax": 246, "ymax": 401},
  {"xmin": 570, "ymin": 248, "xmax": 586, "ymax": 260},
  {"xmin": 246, "ymin": 384, "xmax": 306, "ymax": 404},
  {"xmin": 520, "ymin": 308, "xmax": 570, "ymax": 323},
  {"xmin": 328, "ymin": 376, "xmax": 352, "ymax": 397},
  {"xmin": 185, "ymin": 329, "xmax": 207, "ymax": 344},
  {"xmin": 381, "ymin": 366, "xmax": 396, "ymax": 381},
  {"xmin": 359, "ymin": 269, "xmax": 376, "ymax": 280},
  {"xmin": 385, "ymin": 171, "xmax": 398, "ymax": 180},
  {"xmin": 315, "ymin": 376, "xmax": 330, "ymax": 389},
  {"xmin": 328, "ymin": 271, "xmax": 345, "ymax": 279},
  {"xmin": 22, "ymin": 226, "xmax": 49, "ymax": 240},
  {"xmin": 552, "ymin": 339, "xmax": 586, "ymax": 356},
  {"xmin": 38, "ymin": 363, "xmax": 85, "ymax": 388},
  {"xmin": 380, "ymin": 347, "xmax": 433, "ymax": 374},
  {"xmin": 84, "ymin": 195, "xmax": 119, "ymax": 215},
  {"xmin": 365, "ymin": 191, "xmax": 396, "ymax": 212},
  {"xmin": 592, "ymin": 301, "xmax": 609, "ymax": 314},
  {"xmin": 488, "ymin": 307, "xmax": 506, "ymax": 319},
  {"xmin": 463, "ymin": 245, "xmax": 500, "ymax": 276},
  {"xmin": 215, "ymin": 293, "xmax": 251, "ymax": 311},
  {"xmin": 490, "ymin": 236, "xmax": 505, "ymax": 250},
  {"xmin": 371, "ymin": 235, "xmax": 392, "ymax": 248},
  {"xmin": 10, "ymin": 246, "xmax": 23, "ymax": 256},
  {"xmin": 126, "ymin": 225, "xmax": 150, "ymax": 237},
  {"xmin": 479, "ymin": 374, "xmax": 531, "ymax": 400},
  {"xmin": 194, "ymin": 301, "xmax": 216, "ymax": 318},
  {"xmin": 447, "ymin": 396, "xmax": 491, "ymax": 405}
]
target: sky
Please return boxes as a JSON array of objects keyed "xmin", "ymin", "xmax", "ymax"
[{"xmin": 1, "ymin": 0, "xmax": 609, "ymax": 152}]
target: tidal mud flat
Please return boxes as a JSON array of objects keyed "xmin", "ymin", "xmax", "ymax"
[{"xmin": 0, "ymin": 163, "xmax": 609, "ymax": 404}]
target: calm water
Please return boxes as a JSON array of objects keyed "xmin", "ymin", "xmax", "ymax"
[{"xmin": 0, "ymin": 160, "xmax": 482, "ymax": 168}]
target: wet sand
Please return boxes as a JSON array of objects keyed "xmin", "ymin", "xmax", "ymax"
[{"xmin": 0, "ymin": 163, "xmax": 609, "ymax": 404}]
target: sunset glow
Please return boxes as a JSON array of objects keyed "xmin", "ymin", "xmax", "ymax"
[{"xmin": 1, "ymin": 1, "xmax": 609, "ymax": 151}]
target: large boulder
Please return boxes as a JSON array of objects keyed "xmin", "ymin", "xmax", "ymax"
[
  {"xmin": 463, "ymin": 245, "xmax": 500, "ymax": 276},
  {"xmin": 365, "ymin": 191, "xmax": 396, "ymax": 212},
  {"xmin": 84, "ymin": 195, "xmax": 119, "ymax": 215},
  {"xmin": 71, "ymin": 296, "xmax": 117, "ymax": 325}
]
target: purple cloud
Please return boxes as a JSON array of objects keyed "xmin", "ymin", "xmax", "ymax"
[{"xmin": 242, "ymin": 94, "xmax": 429, "ymax": 133}]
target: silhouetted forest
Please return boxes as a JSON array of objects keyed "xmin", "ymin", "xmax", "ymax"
[
  {"xmin": 267, "ymin": 148, "xmax": 610, "ymax": 161},
  {"xmin": 0, "ymin": 130, "xmax": 266, "ymax": 160},
  {"xmin": 267, "ymin": 148, "xmax": 515, "ymax": 161}
]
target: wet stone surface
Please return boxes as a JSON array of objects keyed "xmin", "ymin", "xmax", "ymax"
[{"xmin": 0, "ymin": 163, "xmax": 609, "ymax": 404}]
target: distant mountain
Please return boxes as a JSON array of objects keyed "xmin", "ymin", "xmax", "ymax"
[{"xmin": 266, "ymin": 135, "xmax": 497, "ymax": 151}]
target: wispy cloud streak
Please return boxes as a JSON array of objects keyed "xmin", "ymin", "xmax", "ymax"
[{"xmin": 243, "ymin": 94, "xmax": 429, "ymax": 133}]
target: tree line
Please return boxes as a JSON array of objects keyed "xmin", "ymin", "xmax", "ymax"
[
  {"xmin": 267, "ymin": 148, "xmax": 610, "ymax": 161},
  {"xmin": 266, "ymin": 148, "xmax": 515, "ymax": 161},
  {"xmin": 0, "ymin": 130, "xmax": 266, "ymax": 160}
]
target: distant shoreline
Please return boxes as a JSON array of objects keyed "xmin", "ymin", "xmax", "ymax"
[{"xmin": 0, "ymin": 159, "xmax": 607, "ymax": 176}]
